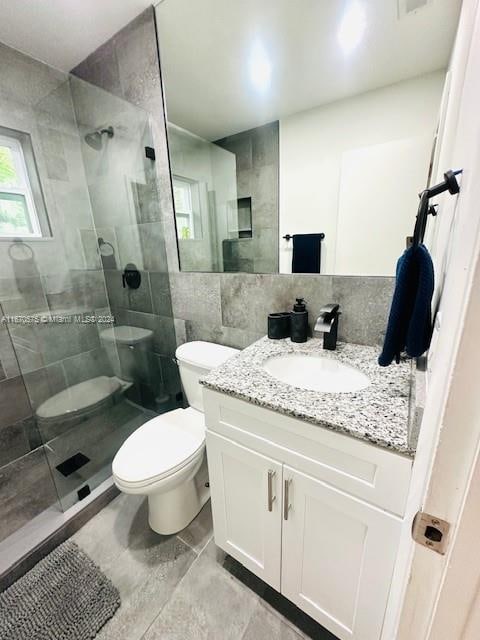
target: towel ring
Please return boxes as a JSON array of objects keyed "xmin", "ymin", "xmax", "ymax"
[{"xmin": 8, "ymin": 241, "xmax": 34, "ymax": 261}]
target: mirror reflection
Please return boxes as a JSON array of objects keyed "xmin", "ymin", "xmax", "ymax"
[{"xmin": 157, "ymin": 0, "xmax": 461, "ymax": 276}]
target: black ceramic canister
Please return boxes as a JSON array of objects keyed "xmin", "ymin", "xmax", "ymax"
[{"xmin": 268, "ymin": 312, "xmax": 291, "ymax": 339}]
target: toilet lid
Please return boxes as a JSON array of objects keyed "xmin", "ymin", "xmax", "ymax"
[
  {"xmin": 175, "ymin": 341, "xmax": 238, "ymax": 369},
  {"xmin": 112, "ymin": 408, "xmax": 205, "ymax": 486}
]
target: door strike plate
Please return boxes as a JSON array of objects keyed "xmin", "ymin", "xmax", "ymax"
[{"xmin": 412, "ymin": 511, "xmax": 450, "ymax": 555}]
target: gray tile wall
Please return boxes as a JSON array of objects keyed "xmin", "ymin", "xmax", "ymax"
[
  {"xmin": 215, "ymin": 122, "xmax": 279, "ymax": 274},
  {"xmin": 170, "ymin": 273, "xmax": 393, "ymax": 350},
  {"xmin": 72, "ymin": 8, "xmax": 181, "ymax": 406}
]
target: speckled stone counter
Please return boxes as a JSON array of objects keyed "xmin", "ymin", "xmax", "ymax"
[{"xmin": 201, "ymin": 336, "xmax": 414, "ymax": 457}]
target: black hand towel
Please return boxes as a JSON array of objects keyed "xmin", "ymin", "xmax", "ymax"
[
  {"xmin": 378, "ymin": 243, "xmax": 434, "ymax": 366},
  {"xmin": 292, "ymin": 233, "xmax": 323, "ymax": 273}
]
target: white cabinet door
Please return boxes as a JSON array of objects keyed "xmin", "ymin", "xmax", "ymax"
[
  {"xmin": 206, "ymin": 431, "xmax": 282, "ymax": 589},
  {"xmin": 281, "ymin": 465, "xmax": 402, "ymax": 640}
]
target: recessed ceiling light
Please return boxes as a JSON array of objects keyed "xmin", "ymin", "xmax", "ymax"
[
  {"xmin": 337, "ymin": 1, "xmax": 367, "ymax": 55},
  {"xmin": 249, "ymin": 40, "xmax": 272, "ymax": 93}
]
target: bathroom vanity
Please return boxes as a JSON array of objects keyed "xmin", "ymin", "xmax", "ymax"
[{"xmin": 202, "ymin": 337, "xmax": 413, "ymax": 640}]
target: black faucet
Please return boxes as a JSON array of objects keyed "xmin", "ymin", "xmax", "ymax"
[{"xmin": 314, "ymin": 304, "xmax": 341, "ymax": 350}]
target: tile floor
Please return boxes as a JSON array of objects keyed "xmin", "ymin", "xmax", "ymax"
[{"xmin": 72, "ymin": 493, "xmax": 337, "ymax": 640}]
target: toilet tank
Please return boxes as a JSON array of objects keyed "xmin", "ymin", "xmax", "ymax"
[
  {"xmin": 175, "ymin": 341, "xmax": 239, "ymax": 412},
  {"xmin": 100, "ymin": 325, "xmax": 154, "ymax": 382}
]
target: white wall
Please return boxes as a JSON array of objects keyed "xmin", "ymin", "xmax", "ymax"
[
  {"xmin": 335, "ymin": 135, "xmax": 432, "ymax": 275},
  {"xmin": 279, "ymin": 71, "xmax": 446, "ymax": 275}
]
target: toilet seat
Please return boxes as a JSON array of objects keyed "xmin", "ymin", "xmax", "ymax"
[{"xmin": 112, "ymin": 408, "xmax": 205, "ymax": 489}]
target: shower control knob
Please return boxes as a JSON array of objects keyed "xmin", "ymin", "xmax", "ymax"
[{"xmin": 122, "ymin": 264, "xmax": 141, "ymax": 290}]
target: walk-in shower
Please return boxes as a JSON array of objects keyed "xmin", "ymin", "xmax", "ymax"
[{"xmin": 0, "ymin": 10, "xmax": 179, "ymax": 585}]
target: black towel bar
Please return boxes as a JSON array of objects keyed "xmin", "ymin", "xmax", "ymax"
[
  {"xmin": 412, "ymin": 169, "xmax": 462, "ymax": 247},
  {"xmin": 283, "ymin": 233, "xmax": 325, "ymax": 242}
]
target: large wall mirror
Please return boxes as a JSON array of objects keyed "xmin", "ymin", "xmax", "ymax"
[{"xmin": 156, "ymin": 0, "xmax": 461, "ymax": 276}]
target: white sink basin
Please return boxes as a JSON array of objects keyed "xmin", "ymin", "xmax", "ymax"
[{"xmin": 262, "ymin": 353, "xmax": 370, "ymax": 393}]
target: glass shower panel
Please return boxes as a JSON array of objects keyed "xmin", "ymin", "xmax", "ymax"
[
  {"xmin": 0, "ymin": 300, "xmax": 61, "ymax": 546},
  {"xmin": 1, "ymin": 49, "xmax": 177, "ymax": 517},
  {"xmin": 2, "ymin": 77, "xmax": 131, "ymax": 512},
  {"xmin": 0, "ymin": 63, "xmax": 116, "ymax": 522},
  {"xmin": 70, "ymin": 75, "xmax": 177, "ymax": 410},
  {"xmin": 167, "ymin": 123, "xmax": 239, "ymax": 272}
]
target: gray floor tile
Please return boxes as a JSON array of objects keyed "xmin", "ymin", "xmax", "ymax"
[
  {"xmin": 73, "ymin": 491, "xmax": 196, "ymax": 640},
  {"xmin": 242, "ymin": 602, "xmax": 305, "ymax": 640},
  {"xmin": 142, "ymin": 540, "xmax": 259, "ymax": 640},
  {"xmin": 72, "ymin": 493, "xmax": 147, "ymax": 570},
  {"xmin": 207, "ymin": 548, "xmax": 336, "ymax": 640},
  {"xmin": 67, "ymin": 488, "xmax": 326, "ymax": 640},
  {"xmin": 97, "ymin": 536, "xmax": 195, "ymax": 640},
  {"xmin": 177, "ymin": 500, "xmax": 213, "ymax": 553}
]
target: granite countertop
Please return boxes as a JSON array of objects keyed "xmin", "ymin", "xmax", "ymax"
[{"xmin": 201, "ymin": 336, "xmax": 414, "ymax": 457}]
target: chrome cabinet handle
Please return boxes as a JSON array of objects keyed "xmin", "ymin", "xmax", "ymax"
[
  {"xmin": 267, "ymin": 469, "xmax": 276, "ymax": 512},
  {"xmin": 284, "ymin": 478, "xmax": 292, "ymax": 520}
]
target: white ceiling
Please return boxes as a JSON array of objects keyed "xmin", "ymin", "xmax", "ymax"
[
  {"xmin": 156, "ymin": 0, "xmax": 462, "ymax": 140},
  {"xmin": 0, "ymin": 0, "xmax": 154, "ymax": 71},
  {"xmin": 0, "ymin": 0, "xmax": 462, "ymax": 141}
]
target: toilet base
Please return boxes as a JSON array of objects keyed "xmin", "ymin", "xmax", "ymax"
[{"xmin": 148, "ymin": 457, "xmax": 210, "ymax": 535}]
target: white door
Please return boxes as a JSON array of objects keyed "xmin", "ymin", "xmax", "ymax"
[
  {"xmin": 392, "ymin": 0, "xmax": 480, "ymax": 637},
  {"xmin": 281, "ymin": 466, "xmax": 402, "ymax": 640},
  {"xmin": 206, "ymin": 431, "xmax": 283, "ymax": 589}
]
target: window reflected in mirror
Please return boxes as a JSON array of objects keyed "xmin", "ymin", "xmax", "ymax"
[{"xmin": 173, "ymin": 176, "xmax": 200, "ymax": 240}]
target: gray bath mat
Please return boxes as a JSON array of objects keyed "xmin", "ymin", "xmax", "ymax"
[{"xmin": 0, "ymin": 540, "xmax": 120, "ymax": 640}]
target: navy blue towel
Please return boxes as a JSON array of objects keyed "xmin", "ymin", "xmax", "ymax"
[
  {"xmin": 378, "ymin": 244, "xmax": 434, "ymax": 366},
  {"xmin": 292, "ymin": 234, "xmax": 323, "ymax": 273}
]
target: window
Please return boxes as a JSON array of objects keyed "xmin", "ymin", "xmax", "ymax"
[
  {"xmin": 0, "ymin": 128, "xmax": 47, "ymax": 238},
  {"xmin": 173, "ymin": 176, "xmax": 198, "ymax": 240}
]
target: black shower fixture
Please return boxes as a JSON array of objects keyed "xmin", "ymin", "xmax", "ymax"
[
  {"xmin": 122, "ymin": 263, "xmax": 141, "ymax": 289},
  {"xmin": 412, "ymin": 169, "xmax": 462, "ymax": 247},
  {"xmin": 84, "ymin": 125, "xmax": 114, "ymax": 150}
]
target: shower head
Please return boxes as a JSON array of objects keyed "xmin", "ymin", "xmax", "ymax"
[
  {"xmin": 84, "ymin": 126, "xmax": 114, "ymax": 150},
  {"xmin": 84, "ymin": 131, "xmax": 102, "ymax": 150}
]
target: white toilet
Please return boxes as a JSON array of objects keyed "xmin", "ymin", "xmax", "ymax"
[{"xmin": 112, "ymin": 340, "xmax": 238, "ymax": 535}]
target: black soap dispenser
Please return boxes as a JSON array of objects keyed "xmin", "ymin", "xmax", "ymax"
[{"xmin": 291, "ymin": 298, "xmax": 308, "ymax": 343}]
